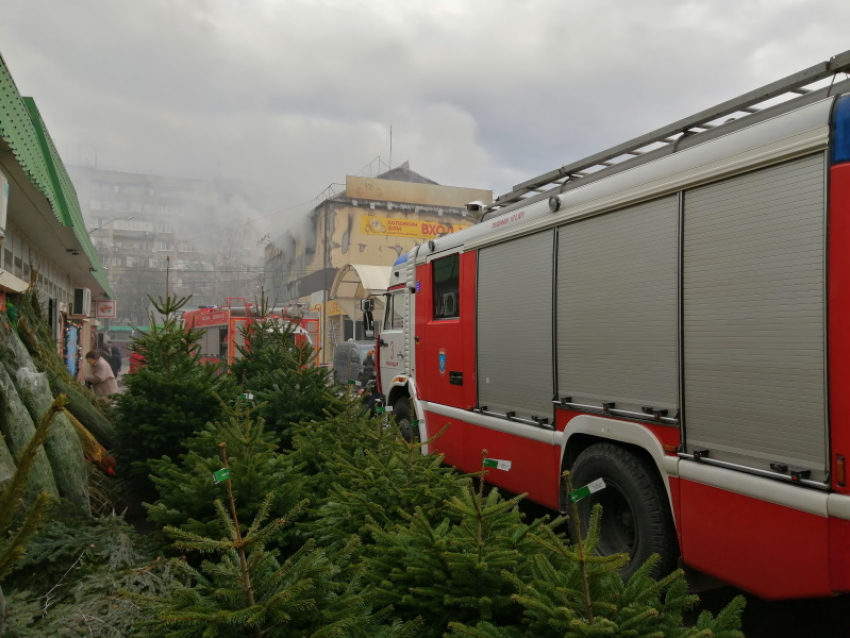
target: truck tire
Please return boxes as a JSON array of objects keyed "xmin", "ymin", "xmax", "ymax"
[
  {"xmin": 569, "ymin": 443, "xmax": 678, "ymax": 580},
  {"xmin": 393, "ymin": 398, "xmax": 419, "ymax": 444}
]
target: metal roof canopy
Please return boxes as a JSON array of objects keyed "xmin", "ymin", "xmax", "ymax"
[
  {"xmin": 0, "ymin": 141, "xmax": 110, "ymax": 298},
  {"xmin": 330, "ymin": 264, "xmax": 390, "ymax": 320},
  {"xmin": 484, "ymin": 48, "xmax": 850, "ymax": 216}
]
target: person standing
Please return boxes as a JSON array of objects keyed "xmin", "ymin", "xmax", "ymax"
[
  {"xmin": 82, "ymin": 350, "xmax": 118, "ymax": 395},
  {"xmin": 107, "ymin": 344, "xmax": 122, "ymax": 378},
  {"xmin": 358, "ymin": 350, "xmax": 376, "ymax": 387}
]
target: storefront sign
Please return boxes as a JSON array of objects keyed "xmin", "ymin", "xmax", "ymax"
[
  {"xmin": 95, "ymin": 300, "xmax": 117, "ymax": 318},
  {"xmin": 360, "ymin": 215, "xmax": 472, "ymax": 239}
]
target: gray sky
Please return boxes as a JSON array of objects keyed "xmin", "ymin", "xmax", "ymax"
[{"xmin": 2, "ymin": 0, "xmax": 848, "ymax": 226}]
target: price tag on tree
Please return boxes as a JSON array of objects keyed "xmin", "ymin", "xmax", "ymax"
[
  {"xmin": 483, "ymin": 458, "xmax": 512, "ymax": 471},
  {"xmin": 212, "ymin": 468, "xmax": 231, "ymax": 484},
  {"xmin": 570, "ymin": 478, "xmax": 607, "ymax": 502}
]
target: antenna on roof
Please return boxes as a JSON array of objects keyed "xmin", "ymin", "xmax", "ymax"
[{"xmin": 389, "ymin": 125, "xmax": 393, "ymax": 170}]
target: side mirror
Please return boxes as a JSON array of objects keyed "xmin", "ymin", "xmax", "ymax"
[
  {"xmin": 363, "ymin": 310, "xmax": 374, "ymax": 338},
  {"xmin": 361, "ymin": 297, "xmax": 375, "ymax": 338}
]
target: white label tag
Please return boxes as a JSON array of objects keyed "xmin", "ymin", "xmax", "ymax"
[
  {"xmin": 497, "ymin": 460, "xmax": 512, "ymax": 471},
  {"xmin": 587, "ymin": 478, "xmax": 606, "ymax": 493}
]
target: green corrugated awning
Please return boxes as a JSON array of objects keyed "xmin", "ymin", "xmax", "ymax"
[{"xmin": 0, "ymin": 53, "xmax": 112, "ymax": 299}]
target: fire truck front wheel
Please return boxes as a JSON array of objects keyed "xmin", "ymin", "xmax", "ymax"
[
  {"xmin": 392, "ymin": 398, "xmax": 419, "ymax": 444},
  {"xmin": 570, "ymin": 443, "xmax": 678, "ymax": 580}
]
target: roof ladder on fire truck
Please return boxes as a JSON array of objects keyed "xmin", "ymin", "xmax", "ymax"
[
  {"xmin": 225, "ymin": 297, "xmax": 253, "ymax": 316},
  {"xmin": 481, "ymin": 48, "xmax": 850, "ymax": 217}
]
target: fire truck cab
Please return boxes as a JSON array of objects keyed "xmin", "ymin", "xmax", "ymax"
[{"xmin": 182, "ymin": 299, "xmax": 318, "ymax": 366}]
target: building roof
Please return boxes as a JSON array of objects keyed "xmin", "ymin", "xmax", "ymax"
[
  {"xmin": 375, "ymin": 160, "xmax": 439, "ymax": 185},
  {"xmin": 0, "ymin": 53, "xmax": 112, "ymax": 298}
]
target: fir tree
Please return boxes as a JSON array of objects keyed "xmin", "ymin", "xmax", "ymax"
[
  {"xmin": 146, "ymin": 401, "xmax": 306, "ymax": 549},
  {"xmin": 137, "ymin": 443, "xmax": 389, "ymax": 638},
  {"xmin": 311, "ymin": 415, "xmax": 462, "ymax": 547},
  {"xmin": 365, "ymin": 459, "xmax": 558, "ymax": 636},
  {"xmin": 284, "ymin": 402, "xmax": 384, "ymax": 507},
  {"xmin": 447, "ymin": 472, "xmax": 746, "ymax": 638},
  {"xmin": 114, "ymin": 291, "xmax": 235, "ymax": 497},
  {"xmin": 229, "ymin": 305, "xmax": 343, "ymax": 447}
]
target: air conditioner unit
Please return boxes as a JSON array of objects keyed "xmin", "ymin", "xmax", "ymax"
[{"xmin": 71, "ymin": 287, "xmax": 91, "ymax": 318}]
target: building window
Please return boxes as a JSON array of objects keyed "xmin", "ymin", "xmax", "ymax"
[{"xmin": 432, "ymin": 254, "xmax": 460, "ymax": 320}]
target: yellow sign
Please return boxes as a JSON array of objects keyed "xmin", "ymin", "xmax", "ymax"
[
  {"xmin": 327, "ymin": 300, "xmax": 346, "ymax": 316},
  {"xmin": 360, "ymin": 215, "xmax": 472, "ymax": 239},
  {"xmin": 315, "ymin": 301, "xmax": 347, "ymax": 316}
]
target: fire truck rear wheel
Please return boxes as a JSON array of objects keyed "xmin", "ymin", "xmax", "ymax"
[
  {"xmin": 570, "ymin": 443, "xmax": 678, "ymax": 580},
  {"xmin": 393, "ymin": 399, "xmax": 419, "ymax": 444}
]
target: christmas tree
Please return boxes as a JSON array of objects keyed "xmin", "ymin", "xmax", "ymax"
[
  {"xmin": 446, "ymin": 472, "xmax": 746, "ymax": 637},
  {"xmin": 229, "ymin": 304, "xmax": 343, "ymax": 448},
  {"xmin": 146, "ymin": 401, "xmax": 306, "ymax": 550},
  {"xmin": 114, "ymin": 291, "xmax": 235, "ymax": 497}
]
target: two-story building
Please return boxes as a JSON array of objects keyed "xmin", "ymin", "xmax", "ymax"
[{"xmin": 263, "ymin": 162, "xmax": 491, "ymax": 363}]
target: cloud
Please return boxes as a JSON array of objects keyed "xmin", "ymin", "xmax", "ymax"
[{"xmin": 2, "ymin": 0, "xmax": 849, "ymax": 211}]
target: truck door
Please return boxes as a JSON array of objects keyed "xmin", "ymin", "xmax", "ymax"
[
  {"xmin": 415, "ymin": 251, "xmax": 475, "ymax": 409},
  {"xmin": 379, "ymin": 290, "xmax": 406, "ymax": 387}
]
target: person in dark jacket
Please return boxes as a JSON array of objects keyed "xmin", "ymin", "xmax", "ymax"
[
  {"xmin": 106, "ymin": 344, "xmax": 122, "ymax": 378},
  {"xmin": 358, "ymin": 350, "xmax": 376, "ymax": 387}
]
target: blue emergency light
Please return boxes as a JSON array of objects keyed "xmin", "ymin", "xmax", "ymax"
[{"xmin": 832, "ymin": 94, "xmax": 850, "ymax": 164}]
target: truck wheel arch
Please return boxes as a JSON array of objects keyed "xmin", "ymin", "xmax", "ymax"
[{"xmin": 559, "ymin": 415, "xmax": 679, "ymax": 512}]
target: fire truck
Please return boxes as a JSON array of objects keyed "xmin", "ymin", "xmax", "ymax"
[
  {"xmin": 370, "ymin": 49, "xmax": 850, "ymax": 599},
  {"xmin": 182, "ymin": 298, "xmax": 319, "ymax": 366}
]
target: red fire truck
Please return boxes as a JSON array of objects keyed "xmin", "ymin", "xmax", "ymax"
[
  {"xmin": 371, "ymin": 50, "xmax": 850, "ymax": 599},
  {"xmin": 182, "ymin": 298, "xmax": 319, "ymax": 366}
]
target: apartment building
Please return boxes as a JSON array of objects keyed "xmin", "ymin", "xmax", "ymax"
[{"xmin": 68, "ymin": 165, "xmax": 264, "ymax": 326}]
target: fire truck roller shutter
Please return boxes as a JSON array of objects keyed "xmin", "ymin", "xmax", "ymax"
[
  {"xmin": 202, "ymin": 328, "xmax": 220, "ymax": 360},
  {"xmin": 477, "ymin": 230, "xmax": 555, "ymax": 423},
  {"xmin": 556, "ymin": 195, "xmax": 680, "ymax": 417},
  {"xmin": 683, "ymin": 153, "xmax": 827, "ymax": 481}
]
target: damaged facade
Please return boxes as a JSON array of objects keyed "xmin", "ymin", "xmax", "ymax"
[{"xmin": 263, "ymin": 162, "xmax": 491, "ymax": 363}]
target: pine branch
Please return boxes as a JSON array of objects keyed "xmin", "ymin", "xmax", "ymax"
[{"xmin": 0, "ymin": 491, "xmax": 50, "ymax": 581}]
